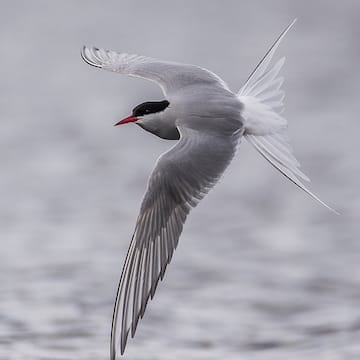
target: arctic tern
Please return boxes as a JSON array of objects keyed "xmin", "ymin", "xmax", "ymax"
[{"xmin": 81, "ymin": 19, "xmax": 336, "ymax": 359}]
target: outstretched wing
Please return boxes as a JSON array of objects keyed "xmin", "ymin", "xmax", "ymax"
[
  {"xmin": 81, "ymin": 46, "xmax": 229, "ymax": 95},
  {"xmin": 111, "ymin": 125, "xmax": 241, "ymax": 358}
]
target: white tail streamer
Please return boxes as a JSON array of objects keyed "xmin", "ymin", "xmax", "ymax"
[{"xmin": 238, "ymin": 20, "xmax": 338, "ymax": 214}]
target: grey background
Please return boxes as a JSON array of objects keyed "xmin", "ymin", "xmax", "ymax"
[{"xmin": 1, "ymin": 1, "xmax": 359, "ymax": 359}]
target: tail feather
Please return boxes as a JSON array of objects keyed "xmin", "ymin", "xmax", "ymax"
[{"xmin": 238, "ymin": 20, "xmax": 338, "ymax": 214}]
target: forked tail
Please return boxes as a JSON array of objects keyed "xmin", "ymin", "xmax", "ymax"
[{"xmin": 238, "ymin": 19, "xmax": 338, "ymax": 214}]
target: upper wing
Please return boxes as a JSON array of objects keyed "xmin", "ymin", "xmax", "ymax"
[
  {"xmin": 81, "ymin": 46, "xmax": 229, "ymax": 95},
  {"xmin": 110, "ymin": 125, "xmax": 241, "ymax": 358}
]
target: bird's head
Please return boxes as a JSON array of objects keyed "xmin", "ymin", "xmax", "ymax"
[{"xmin": 114, "ymin": 100, "xmax": 170, "ymax": 127}]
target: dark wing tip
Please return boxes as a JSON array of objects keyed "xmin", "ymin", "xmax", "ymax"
[
  {"xmin": 120, "ymin": 328, "xmax": 130, "ymax": 355},
  {"xmin": 80, "ymin": 45, "xmax": 103, "ymax": 68}
]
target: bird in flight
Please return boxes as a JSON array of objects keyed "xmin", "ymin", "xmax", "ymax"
[{"xmin": 81, "ymin": 19, "xmax": 336, "ymax": 359}]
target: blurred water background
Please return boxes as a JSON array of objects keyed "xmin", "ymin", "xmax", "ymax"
[{"xmin": 1, "ymin": 1, "xmax": 359, "ymax": 359}]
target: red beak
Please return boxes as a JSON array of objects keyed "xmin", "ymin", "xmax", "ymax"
[{"xmin": 114, "ymin": 115, "xmax": 138, "ymax": 126}]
